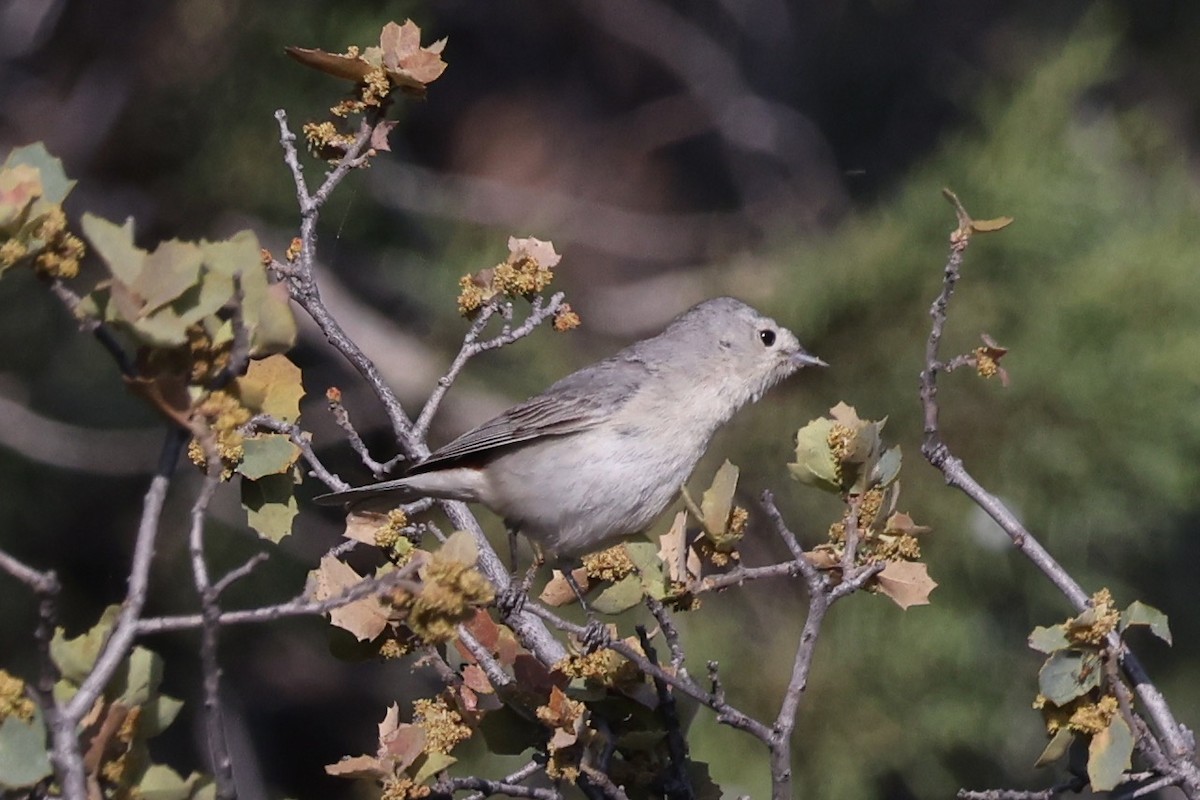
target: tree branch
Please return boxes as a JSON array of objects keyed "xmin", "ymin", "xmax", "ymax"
[
  {"xmin": 50, "ymin": 427, "xmax": 185, "ymax": 800},
  {"xmin": 189, "ymin": 430, "xmax": 236, "ymax": 799},
  {"xmin": 921, "ymin": 201, "xmax": 1200, "ymax": 798}
]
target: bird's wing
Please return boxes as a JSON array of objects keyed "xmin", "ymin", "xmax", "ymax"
[{"xmin": 408, "ymin": 355, "xmax": 649, "ymax": 474}]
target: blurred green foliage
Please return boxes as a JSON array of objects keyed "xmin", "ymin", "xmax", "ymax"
[{"xmin": 686, "ymin": 16, "xmax": 1200, "ymax": 799}]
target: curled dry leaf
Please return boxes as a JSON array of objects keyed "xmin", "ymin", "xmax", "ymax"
[
  {"xmin": 286, "ymin": 20, "xmax": 447, "ymax": 96},
  {"xmin": 658, "ymin": 511, "xmax": 702, "ymax": 585},
  {"xmin": 508, "ymin": 236, "xmax": 561, "ymax": 268},
  {"xmin": 539, "ymin": 568, "xmax": 590, "ymax": 606}
]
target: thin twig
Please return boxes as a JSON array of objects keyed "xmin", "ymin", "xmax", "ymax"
[
  {"xmin": 275, "ymin": 109, "xmax": 413, "ymax": 447},
  {"xmin": 456, "ymin": 625, "xmax": 514, "ymax": 690},
  {"xmin": 325, "ymin": 389, "xmax": 401, "ymax": 477},
  {"xmin": 1, "ymin": 553, "xmax": 65, "ymax": 745},
  {"xmin": 956, "ymin": 777, "xmax": 1086, "ymax": 800},
  {"xmin": 189, "ymin": 428, "xmax": 236, "ymax": 799},
  {"xmin": 636, "ymin": 625, "xmax": 692, "ymax": 800},
  {"xmin": 921, "ymin": 201, "xmax": 1200, "ymax": 797},
  {"xmin": 457, "ymin": 760, "xmax": 550, "ymax": 800},
  {"xmin": 49, "ymin": 280, "xmax": 137, "ymax": 379},
  {"xmin": 522, "ymin": 602, "xmax": 772, "ymax": 743},
  {"xmin": 434, "ymin": 774, "xmax": 560, "ymax": 799},
  {"xmin": 1116, "ymin": 773, "xmax": 1182, "ymax": 799},
  {"xmin": 0, "ymin": 548, "xmax": 56, "ymax": 592},
  {"xmin": 52, "ymin": 428, "xmax": 185, "ymax": 800},
  {"xmin": 212, "ymin": 553, "xmax": 271, "ymax": 598},
  {"xmin": 275, "ymin": 107, "xmax": 567, "ymax": 669},
  {"xmin": 579, "ymin": 764, "xmax": 631, "ymax": 800},
  {"xmin": 695, "ymin": 561, "xmax": 804, "ymax": 592},
  {"xmin": 412, "ymin": 304, "xmax": 499, "ymax": 439},
  {"xmin": 136, "ymin": 562, "xmax": 421, "ymax": 634},
  {"xmin": 644, "ymin": 596, "xmax": 686, "ymax": 674},
  {"xmin": 244, "ymin": 414, "xmax": 346, "ymax": 490}
]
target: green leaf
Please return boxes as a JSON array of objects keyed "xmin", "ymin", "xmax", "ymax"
[
  {"xmin": 1120, "ymin": 601, "xmax": 1172, "ymax": 645},
  {"xmin": 591, "ymin": 573, "xmax": 644, "ymax": 615},
  {"xmin": 203, "ymin": 230, "xmax": 297, "ymax": 356},
  {"xmin": 135, "ymin": 764, "xmax": 215, "ymax": 800},
  {"xmin": 253, "ymin": 282, "xmax": 299, "ymax": 356},
  {"xmin": 1034, "ymin": 727, "xmax": 1074, "ymax": 767},
  {"xmin": 789, "ymin": 417, "xmax": 841, "ymax": 493},
  {"xmin": 624, "ymin": 540, "xmax": 669, "ymax": 600},
  {"xmin": 4, "ymin": 143, "xmax": 74, "ymax": 204},
  {"xmin": 51, "ymin": 605, "xmax": 120, "ymax": 684},
  {"xmin": 242, "ymin": 473, "xmax": 299, "ymax": 542},
  {"xmin": 140, "ymin": 693, "xmax": 184, "ymax": 737},
  {"xmin": 0, "ymin": 709, "xmax": 52, "ymax": 789},
  {"xmin": 81, "ymin": 214, "xmax": 145, "ymax": 287},
  {"xmin": 134, "ymin": 239, "xmax": 205, "ymax": 313},
  {"xmin": 1038, "ymin": 651, "xmax": 1101, "ymax": 705},
  {"xmin": 171, "ymin": 269, "xmax": 234, "ymax": 331},
  {"xmin": 410, "ymin": 752, "xmax": 457, "ymax": 785},
  {"xmin": 237, "ymin": 434, "xmax": 300, "ymax": 480},
  {"xmin": 1028, "ymin": 624, "xmax": 1071, "ymax": 654},
  {"xmin": 872, "ymin": 445, "xmax": 902, "ymax": 488},
  {"xmin": 1087, "ymin": 715, "xmax": 1133, "ymax": 791},
  {"xmin": 112, "ymin": 645, "xmax": 162, "ymax": 706}
]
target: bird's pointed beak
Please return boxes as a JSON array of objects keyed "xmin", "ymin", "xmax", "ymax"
[{"xmin": 792, "ymin": 349, "xmax": 828, "ymax": 369}]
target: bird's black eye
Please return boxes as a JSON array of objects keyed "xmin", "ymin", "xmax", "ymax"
[{"xmin": 758, "ymin": 329, "xmax": 776, "ymax": 347}]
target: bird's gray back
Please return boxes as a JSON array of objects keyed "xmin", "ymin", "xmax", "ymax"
[{"xmin": 408, "ymin": 353, "xmax": 651, "ymax": 474}]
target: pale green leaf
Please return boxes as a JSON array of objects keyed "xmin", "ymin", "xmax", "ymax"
[
  {"xmin": 1120, "ymin": 601, "xmax": 1172, "ymax": 645},
  {"xmin": 242, "ymin": 474, "xmax": 298, "ymax": 542},
  {"xmin": 0, "ymin": 710, "xmax": 52, "ymax": 789},
  {"xmin": 1034, "ymin": 727, "xmax": 1074, "ymax": 767},
  {"xmin": 81, "ymin": 214, "xmax": 144, "ymax": 287},
  {"xmin": 872, "ymin": 445, "xmax": 902, "ymax": 488},
  {"xmin": 237, "ymin": 434, "xmax": 300, "ymax": 480},
  {"xmin": 1038, "ymin": 651, "xmax": 1101, "ymax": 705},
  {"xmin": 51, "ymin": 605, "xmax": 120, "ymax": 684},
  {"xmin": 410, "ymin": 752, "xmax": 457, "ymax": 785},
  {"xmin": 1028, "ymin": 624, "xmax": 1071, "ymax": 654},
  {"xmin": 1087, "ymin": 715, "xmax": 1133, "ymax": 791},
  {"xmin": 113, "ymin": 645, "xmax": 162, "ymax": 706},
  {"xmin": 789, "ymin": 417, "xmax": 841, "ymax": 493},
  {"xmin": 135, "ymin": 764, "xmax": 215, "ymax": 800},
  {"xmin": 591, "ymin": 574, "xmax": 644, "ymax": 615},
  {"xmin": 4, "ymin": 143, "xmax": 74, "ymax": 204},
  {"xmin": 134, "ymin": 239, "xmax": 205, "ymax": 313}
]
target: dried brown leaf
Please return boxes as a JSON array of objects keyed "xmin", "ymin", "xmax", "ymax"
[
  {"xmin": 875, "ymin": 561, "xmax": 937, "ymax": 609},
  {"xmin": 343, "ymin": 510, "xmax": 390, "ymax": 546},
  {"xmin": 285, "ymin": 46, "xmax": 374, "ymax": 83},
  {"xmin": 308, "ymin": 556, "xmax": 390, "ymax": 641},
  {"xmin": 539, "ymin": 568, "xmax": 589, "ymax": 606}
]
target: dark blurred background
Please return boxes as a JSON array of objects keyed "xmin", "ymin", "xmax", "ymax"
[{"xmin": 3, "ymin": 0, "xmax": 1200, "ymax": 797}]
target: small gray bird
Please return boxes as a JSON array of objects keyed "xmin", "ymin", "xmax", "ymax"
[{"xmin": 315, "ymin": 297, "xmax": 825, "ymax": 559}]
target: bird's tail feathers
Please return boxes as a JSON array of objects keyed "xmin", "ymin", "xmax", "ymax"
[{"xmin": 312, "ymin": 478, "xmax": 421, "ymax": 509}]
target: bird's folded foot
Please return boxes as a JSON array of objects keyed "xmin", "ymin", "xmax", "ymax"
[
  {"xmin": 496, "ymin": 562, "xmax": 538, "ymax": 617},
  {"xmin": 582, "ymin": 618, "xmax": 611, "ymax": 653}
]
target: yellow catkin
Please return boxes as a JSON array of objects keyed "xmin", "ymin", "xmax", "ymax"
[{"xmin": 413, "ymin": 697, "xmax": 471, "ymax": 754}]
